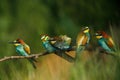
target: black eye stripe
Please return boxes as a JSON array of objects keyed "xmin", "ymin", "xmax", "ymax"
[
  {"xmin": 95, "ymin": 33, "xmax": 102, "ymax": 36},
  {"xmin": 82, "ymin": 27, "xmax": 89, "ymax": 31},
  {"xmin": 14, "ymin": 41, "xmax": 20, "ymax": 43},
  {"xmin": 84, "ymin": 28, "xmax": 88, "ymax": 30}
]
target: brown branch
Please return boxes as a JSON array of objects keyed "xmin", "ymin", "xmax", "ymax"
[
  {"xmin": 0, "ymin": 51, "xmax": 75, "ymax": 62},
  {"xmin": 0, "ymin": 52, "xmax": 49, "ymax": 62}
]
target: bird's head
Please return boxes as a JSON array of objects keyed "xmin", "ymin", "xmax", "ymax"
[
  {"xmin": 9, "ymin": 38, "xmax": 24, "ymax": 46},
  {"xmin": 82, "ymin": 26, "xmax": 90, "ymax": 33},
  {"xmin": 97, "ymin": 31, "xmax": 108, "ymax": 38},
  {"xmin": 40, "ymin": 34, "xmax": 50, "ymax": 42},
  {"xmin": 95, "ymin": 32, "xmax": 103, "ymax": 39}
]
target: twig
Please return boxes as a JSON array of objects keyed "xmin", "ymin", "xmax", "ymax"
[
  {"xmin": 0, "ymin": 52, "xmax": 49, "ymax": 62},
  {"xmin": 0, "ymin": 51, "xmax": 75, "ymax": 62}
]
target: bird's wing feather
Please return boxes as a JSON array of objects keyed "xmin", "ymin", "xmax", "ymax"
[
  {"xmin": 82, "ymin": 35, "xmax": 88, "ymax": 45},
  {"xmin": 23, "ymin": 44, "xmax": 31, "ymax": 54},
  {"xmin": 76, "ymin": 32, "xmax": 88, "ymax": 46},
  {"xmin": 106, "ymin": 37, "xmax": 115, "ymax": 48}
]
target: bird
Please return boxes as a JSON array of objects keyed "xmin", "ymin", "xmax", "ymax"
[
  {"xmin": 49, "ymin": 35, "xmax": 72, "ymax": 51},
  {"xmin": 95, "ymin": 31, "xmax": 115, "ymax": 54},
  {"xmin": 9, "ymin": 38, "xmax": 37, "ymax": 69},
  {"xmin": 40, "ymin": 34, "xmax": 75, "ymax": 62},
  {"xmin": 75, "ymin": 26, "xmax": 90, "ymax": 61},
  {"xmin": 40, "ymin": 34, "xmax": 56, "ymax": 53},
  {"xmin": 96, "ymin": 31, "xmax": 115, "ymax": 49}
]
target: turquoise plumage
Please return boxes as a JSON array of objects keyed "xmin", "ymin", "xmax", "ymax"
[
  {"xmin": 98, "ymin": 38, "xmax": 112, "ymax": 53},
  {"xmin": 16, "ymin": 44, "xmax": 29, "ymax": 56},
  {"xmin": 41, "ymin": 35, "xmax": 56, "ymax": 53},
  {"xmin": 42, "ymin": 40, "xmax": 56, "ymax": 53}
]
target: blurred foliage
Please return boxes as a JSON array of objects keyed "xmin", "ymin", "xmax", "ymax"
[
  {"xmin": 0, "ymin": 0, "xmax": 120, "ymax": 80},
  {"xmin": 70, "ymin": 52, "xmax": 120, "ymax": 80}
]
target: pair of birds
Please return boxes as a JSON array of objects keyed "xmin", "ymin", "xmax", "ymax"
[
  {"xmin": 76, "ymin": 26, "xmax": 115, "ymax": 61},
  {"xmin": 40, "ymin": 34, "xmax": 72, "ymax": 52},
  {"xmin": 40, "ymin": 34, "xmax": 74, "ymax": 62}
]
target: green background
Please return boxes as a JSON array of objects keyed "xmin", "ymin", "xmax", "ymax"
[{"xmin": 0, "ymin": 0, "xmax": 120, "ymax": 80}]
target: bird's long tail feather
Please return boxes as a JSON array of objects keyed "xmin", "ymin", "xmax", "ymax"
[
  {"xmin": 75, "ymin": 46, "xmax": 85, "ymax": 61},
  {"xmin": 28, "ymin": 59, "xmax": 37, "ymax": 69}
]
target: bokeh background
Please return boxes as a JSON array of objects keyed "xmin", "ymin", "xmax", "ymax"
[{"xmin": 0, "ymin": 0, "xmax": 120, "ymax": 80}]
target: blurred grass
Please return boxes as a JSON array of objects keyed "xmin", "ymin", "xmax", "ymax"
[
  {"xmin": 1, "ymin": 49, "xmax": 120, "ymax": 80},
  {"xmin": 70, "ymin": 52, "xmax": 120, "ymax": 80}
]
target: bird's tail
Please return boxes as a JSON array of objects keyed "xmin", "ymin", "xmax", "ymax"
[
  {"xmin": 75, "ymin": 45, "xmax": 85, "ymax": 61},
  {"xmin": 31, "ymin": 57, "xmax": 37, "ymax": 62},
  {"xmin": 55, "ymin": 50, "xmax": 75, "ymax": 62},
  {"xmin": 28, "ymin": 58, "xmax": 37, "ymax": 69}
]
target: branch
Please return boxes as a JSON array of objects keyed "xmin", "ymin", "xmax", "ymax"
[
  {"xmin": 0, "ymin": 51, "xmax": 75, "ymax": 62},
  {"xmin": 0, "ymin": 52, "xmax": 49, "ymax": 62}
]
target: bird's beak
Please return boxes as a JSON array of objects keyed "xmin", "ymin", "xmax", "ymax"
[
  {"xmin": 49, "ymin": 38, "xmax": 55, "ymax": 41},
  {"xmin": 8, "ymin": 41, "xmax": 15, "ymax": 44},
  {"xmin": 95, "ymin": 33, "xmax": 99, "ymax": 36},
  {"xmin": 84, "ymin": 29, "xmax": 89, "ymax": 33},
  {"xmin": 8, "ymin": 41, "xmax": 20, "ymax": 46},
  {"xmin": 8, "ymin": 40, "xmax": 17, "ymax": 44}
]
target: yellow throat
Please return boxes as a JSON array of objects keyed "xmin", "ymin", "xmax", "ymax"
[
  {"xmin": 96, "ymin": 35, "xmax": 102, "ymax": 39},
  {"xmin": 83, "ymin": 29, "xmax": 89, "ymax": 33}
]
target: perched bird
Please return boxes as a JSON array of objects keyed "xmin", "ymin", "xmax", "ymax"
[
  {"xmin": 50, "ymin": 35, "xmax": 72, "ymax": 51},
  {"xmin": 95, "ymin": 31, "xmax": 115, "ymax": 54},
  {"xmin": 9, "ymin": 39, "xmax": 37, "ymax": 69},
  {"xmin": 41, "ymin": 34, "xmax": 56, "ymax": 53},
  {"xmin": 16, "ymin": 39, "xmax": 31, "ymax": 54},
  {"xmin": 40, "ymin": 34, "xmax": 75, "ymax": 62},
  {"xmin": 96, "ymin": 31, "xmax": 115, "ymax": 49},
  {"xmin": 75, "ymin": 27, "xmax": 90, "ymax": 60}
]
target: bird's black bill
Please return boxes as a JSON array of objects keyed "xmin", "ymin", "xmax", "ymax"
[
  {"xmin": 8, "ymin": 41, "xmax": 18, "ymax": 44},
  {"xmin": 95, "ymin": 33, "xmax": 102, "ymax": 36},
  {"xmin": 8, "ymin": 41, "xmax": 14, "ymax": 44}
]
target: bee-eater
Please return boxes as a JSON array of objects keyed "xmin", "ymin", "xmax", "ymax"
[
  {"xmin": 9, "ymin": 39, "xmax": 37, "ymax": 69},
  {"xmin": 49, "ymin": 35, "xmax": 72, "ymax": 51},
  {"xmin": 75, "ymin": 27, "xmax": 90, "ymax": 60},
  {"xmin": 40, "ymin": 34, "xmax": 75, "ymax": 62},
  {"xmin": 96, "ymin": 31, "xmax": 115, "ymax": 49},
  {"xmin": 40, "ymin": 34, "xmax": 56, "ymax": 53},
  {"xmin": 95, "ymin": 32, "xmax": 115, "ymax": 54}
]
